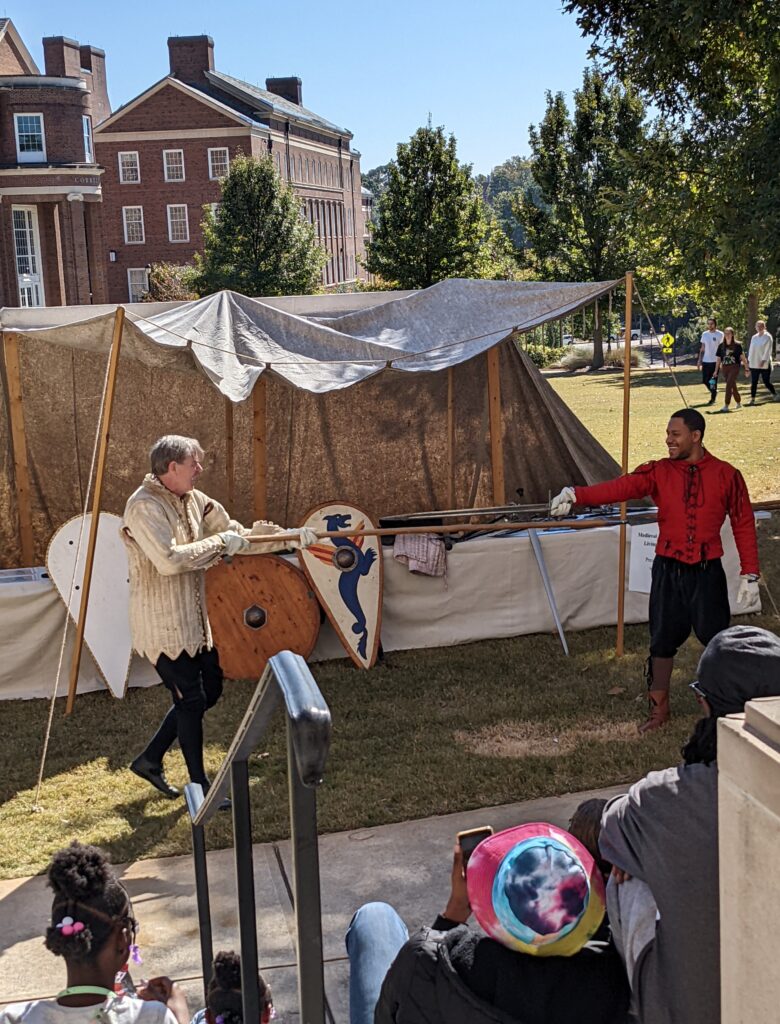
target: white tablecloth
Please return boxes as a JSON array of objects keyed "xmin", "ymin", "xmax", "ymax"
[{"xmin": 0, "ymin": 524, "xmax": 754, "ymax": 700}]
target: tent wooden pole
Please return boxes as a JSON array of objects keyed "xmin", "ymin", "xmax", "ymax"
[
  {"xmin": 2, "ymin": 332, "xmax": 34, "ymax": 567},
  {"xmin": 66, "ymin": 306, "xmax": 126, "ymax": 714},
  {"xmin": 446, "ymin": 367, "xmax": 455, "ymax": 508},
  {"xmin": 486, "ymin": 347, "xmax": 505, "ymax": 505},
  {"xmin": 225, "ymin": 397, "xmax": 234, "ymax": 510},
  {"xmin": 616, "ymin": 272, "xmax": 633, "ymax": 657},
  {"xmin": 252, "ymin": 376, "xmax": 267, "ymax": 520}
]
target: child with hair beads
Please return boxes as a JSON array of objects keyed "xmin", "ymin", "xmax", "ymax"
[
  {"xmin": 190, "ymin": 951, "xmax": 274, "ymax": 1024},
  {"xmin": 0, "ymin": 842, "xmax": 189, "ymax": 1024}
]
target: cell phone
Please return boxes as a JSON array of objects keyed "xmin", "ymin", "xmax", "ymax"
[{"xmin": 457, "ymin": 826, "xmax": 494, "ymax": 868}]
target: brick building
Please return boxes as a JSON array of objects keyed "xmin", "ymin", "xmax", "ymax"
[
  {"xmin": 0, "ymin": 21, "xmax": 110, "ymax": 307},
  {"xmin": 95, "ymin": 35, "xmax": 367, "ymax": 302}
]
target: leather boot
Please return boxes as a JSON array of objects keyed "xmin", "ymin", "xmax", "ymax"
[{"xmin": 638, "ymin": 690, "xmax": 671, "ymax": 734}]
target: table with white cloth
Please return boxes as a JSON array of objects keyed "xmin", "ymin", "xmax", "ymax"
[{"xmin": 0, "ymin": 523, "xmax": 755, "ymax": 700}]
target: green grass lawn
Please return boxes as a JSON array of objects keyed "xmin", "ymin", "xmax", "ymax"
[
  {"xmin": 548, "ymin": 362, "xmax": 780, "ymax": 501},
  {"xmin": 2, "ymin": 365, "xmax": 778, "ymax": 879}
]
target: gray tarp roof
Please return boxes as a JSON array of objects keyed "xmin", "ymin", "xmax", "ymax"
[{"xmin": 1, "ymin": 277, "xmax": 622, "ymax": 400}]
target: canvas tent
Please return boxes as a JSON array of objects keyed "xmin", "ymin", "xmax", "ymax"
[{"xmin": 0, "ymin": 278, "xmax": 623, "ymax": 569}]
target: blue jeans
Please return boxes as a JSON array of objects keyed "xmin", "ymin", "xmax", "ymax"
[{"xmin": 345, "ymin": 902, "xmax": 409, "ymax": 1024}]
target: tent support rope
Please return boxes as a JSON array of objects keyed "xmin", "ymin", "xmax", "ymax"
[{"xmin": 632, "ymin": 283, "xmax": 688, "ymax": 408}]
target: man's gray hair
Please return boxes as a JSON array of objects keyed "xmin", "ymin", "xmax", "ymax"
[{"xmin": 150, "ymin": 435, "xmax": 204, "ymax": 477}]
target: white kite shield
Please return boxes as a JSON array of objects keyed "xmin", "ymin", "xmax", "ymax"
[
  {"xmin": 296, "ymin": 502, "xmax": 383, "ymax": 669},
  {"xmin": 46, "ymin": 512, "xmax": 132, "ymax": 698}
]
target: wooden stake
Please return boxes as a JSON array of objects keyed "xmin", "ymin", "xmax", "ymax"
[
  {"xmin": 486, "ymin": 346, "xmax": 505, "ymax": 505},
  {"xmin": 225, "ymin": 397, "xmax": 234, "ymax": 510},
  {"xmin": 66, "ymin": 307, "xmax": 126, "ymax": 714},
  {"xmin": 252, "ymin": 376, "xmax": 267, "ymax": 520},
  {"xmin": 616, "ymin": 272, "xmax": 633, "ymax": 657},
  {"xmin": 446, "ymin": 366, "xmax": 455, "ymax": 508},
  {"xmin": 3, "ymin": 332, "xmax": 35, "ymax": 567}
]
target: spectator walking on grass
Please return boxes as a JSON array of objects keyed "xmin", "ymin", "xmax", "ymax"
[
  {"xmin": 747, "ymin": 320, "xmax": 778, "ymax": 405},
  {"xmin": 0, "ymin": 841, "xmax": 189, "ymax": 1024},
  {"xmin": 714, "ymin": 327, "xmax": 749, "ymax": 412},
  {"xmin": 599, "ymin": 625, "xmax": 780, "ymax": 1024},
  {"xmin": 697, "ymin": 317, "xmax": 723, "ymax": 405}
]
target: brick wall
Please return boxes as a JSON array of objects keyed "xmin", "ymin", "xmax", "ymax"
[
  {"xmin": 97, "ymin": 131, "xmax": 252, "ymax": 301},
  {"xmin": 106, "ymin": 83, "xmax": 241, "ymax": 133},
  {"xmin": 0, "ymin": 32, "xmax": 32, "ymax": 74},
  {"xmin": 0, "ymin": 85, "xmax": 92, "ymax": 165}
]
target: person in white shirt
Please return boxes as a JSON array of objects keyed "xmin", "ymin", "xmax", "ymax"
[
  {"xmin": 697, "ymin": 317, "xmax": 724, "ymax": 406},
  {"xmin": 747, "ymin": 320, "xmax": 778, "ymax": 405},
  {"xmin": 0, "ymin": 842, "xmax": 188, "ymax": 1024}
]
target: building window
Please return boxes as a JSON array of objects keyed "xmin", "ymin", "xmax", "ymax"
[
  {"xmin": 12, "ymin": 206, "xmax": 45, "ymax": 306},
  {"xmin": 305, "ymin": 158, "xmax": 310, "ymax": 182},
  {"xmin": 167, "ymin": 204, "xmax": 189, "ymax": 242},
  {"xmin": 82, "ymin": 115, "xmax": 93, "ymax": 163},
  {"xmin": 14, "ymin": 113, "xmax": 46, "ymax": 163},
  {"xmin": 208, "ymin": 202, "xmax": 221, "ymax": 221},
  {"xmin": 127, "ymin": 268, "xmax": 150, "ymax": 303},
  {"xmin": 163, "ymin": 149, "xmax": 185, "ymax": 182},
  {"xmin": 122, "ymin": 206, "xmax": 145, "ymax": 244},
  {"xmin": 208, "ymin": 147, "xmax": 230, "ymax": 179},
  {"xmin": 119, "ymin": 151, "xmax": 140, "ymax": 183}
]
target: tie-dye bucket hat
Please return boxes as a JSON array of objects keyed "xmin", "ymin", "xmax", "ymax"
[{"xmin": 466, "ymin": 822, "xmax": 606, "ymax": 957}]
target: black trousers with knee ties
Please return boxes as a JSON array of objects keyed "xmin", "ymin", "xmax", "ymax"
[{"xmin": 142, "ymin": 646, "xmax": 224, "ymax": 786}]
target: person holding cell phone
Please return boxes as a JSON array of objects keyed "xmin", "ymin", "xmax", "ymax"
[{"xmin": 345, "ymin": 818, "xmax": 630, "ymax": 1024}]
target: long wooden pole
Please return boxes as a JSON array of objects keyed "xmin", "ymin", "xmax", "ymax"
[
  {"xmin": 486, "ymin": 347, "xmax": 505, "ymax": 505},
  {"xmin": 252, "ymin": 376, "xmax": 267, "ymax": 520},
  {"xmin": 66, "ymin": 306, "xmax": 126, "ymax": 715},
  {"xmin": 615, "ymin": 272, "xmax": 633, "ymax": 657},
  {"xmin": 3, "ymin": 332, "xmax": 35, "ymax": 566},
  {"xmin": 225, "ymin": 397, "xmax": 234, "ymax": 510},
  {"xmin": 245, "ymin": 516, "xmax": 620, "ymax": 545},
  {"xmin": 446, "ymin": 367, "xmax": 455, "ymax": 508}
]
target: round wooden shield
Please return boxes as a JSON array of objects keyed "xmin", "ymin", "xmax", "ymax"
[
  {"xmin": 206, "ymin": 554, "xmax": 321, "ymax": 680},
  {"xmin": 296, "ymin": 502, "xmax": 383, "ymax": 669}
]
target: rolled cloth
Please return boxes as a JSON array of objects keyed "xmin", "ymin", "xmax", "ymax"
[{"xmin": 696, "ymin": 625, "xmax": 780, "ymax": 718}]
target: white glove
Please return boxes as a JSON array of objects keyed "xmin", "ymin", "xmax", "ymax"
[
  {"xmin": 737, "ymin": 575, "xmax": 759, "ymax": 606},
  {"xmin": 550, "ymin": 486, "xmax": 576, "ymax": 518},
  {"xmin": 286, "ymin": 526, "xmax": 319, "ymax": 549},
  {"xmin": 220, "ymin": 531, "xmax": 250, "ymax": 556}
]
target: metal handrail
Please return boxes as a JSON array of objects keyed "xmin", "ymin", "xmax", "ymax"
[{"xmin": 184, "ymin": 650, "xmax": 332, "ymax": 1024}]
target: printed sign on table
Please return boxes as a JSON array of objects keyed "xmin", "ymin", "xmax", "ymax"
[{"xmin": 628, "ymin": 524, "xmax": 659, "ymax": 594}]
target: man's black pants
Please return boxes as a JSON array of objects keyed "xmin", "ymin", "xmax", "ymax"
[
  {"xmin": 701, "ymin": 361, "xmax": 717, "ymax": 399},
  {"xmin": 649, "ymin": 556, "xmax": 730, "ymax": 659},
  {"xmin": 142, "ymin": 646, "xmax": 224, "ymax": 786}
]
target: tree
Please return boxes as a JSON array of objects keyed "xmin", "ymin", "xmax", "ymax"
[
  {"xmin": 564, "ymin": 0, "xmax": 780, "ymax": 334},
  {"xmin": 194, "ymin": 154, "xmax": 326, "ymax": 297},
  {"xmin": 365, "ymin": 122, "xmax": 515, "ymax": 289},
  {"xmin": 142, "ymin": 262, "xmax": 199, "ymax": 301},
  {"xmin": 362, "ymin": 162, "xmax": 392, "ymax": 202},
  {"xmin": 515, "ymin": 68, "xmax": 654, "ymax": 367},
  {"xmin": 476, "ymin": 156, "xmax": 536, "ymax": 248}
]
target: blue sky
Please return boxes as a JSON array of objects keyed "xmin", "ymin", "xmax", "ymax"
[{"xmin": 15, "ymin": 1, "xmax": 593, "ymax": 174}]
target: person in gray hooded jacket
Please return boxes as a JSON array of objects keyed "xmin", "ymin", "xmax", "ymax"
[{"xmin": 599, "ymin": 625, "xmax": 780, "ymax": 1024}]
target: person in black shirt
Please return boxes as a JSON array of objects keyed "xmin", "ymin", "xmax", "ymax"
[
  {"xmin": 714, "ymin": 327, "xmax": 749, "ymax": 412},
  {"xmin": 345, "ymin": 817, "xmax": 630, "ymax": 1024}
]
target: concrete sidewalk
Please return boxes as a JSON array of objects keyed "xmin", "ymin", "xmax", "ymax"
[{"xmin": 0, "ymin": 784, "xmax": 626, "ymax": 1022}]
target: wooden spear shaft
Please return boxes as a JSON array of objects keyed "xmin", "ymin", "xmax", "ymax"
[{"xmin": 244, "ymin": 517, "xmax": 621, "ymax": 545}]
